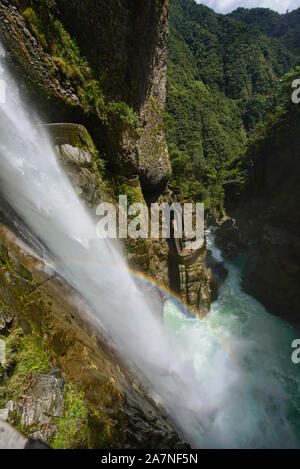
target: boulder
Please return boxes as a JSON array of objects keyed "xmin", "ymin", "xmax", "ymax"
[
  {"xmin": 0, "ymin": 421, "xmax": 28, "ymax": 449},
  {"xmin": 1, "ymin": 372, "xmax": 65, "ymax": 443},
  {"xmin": 20, "ymin": 373, "xmax": 65, "ymax": 440},
  {"xmin": 45, "ymin": 123, "xmax": 101, "ymax": 208}
]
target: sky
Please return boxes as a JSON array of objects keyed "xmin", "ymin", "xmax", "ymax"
[{"xmin": 196, "ymin": 0, "xmax": 300, "ymax": 14}]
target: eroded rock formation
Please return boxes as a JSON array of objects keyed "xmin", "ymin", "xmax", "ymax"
[
  {"xmin": 227, "ymin": 104, "xmax": 300, "ymax": 328},
  {"xmin": 0, "ymin": 0, "xmax": 214, "ymax": 448},
  {"xmin": 0, "ymin": 222, "xmax": 187, "ymax": 448}
]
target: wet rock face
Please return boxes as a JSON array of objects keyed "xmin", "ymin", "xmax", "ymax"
[
  {"xmin": 229, "ymin": 112, "xmax": 300, "ymax": 327},
  {"xmin": 212, "ymin": 218, "xmax": 246, "ymax": 261},
  {"xmin": 55, "ymin": 144, "xmax": 97, "ymax": 204},
  {"xmin": 178, "ymin": 254, "xmax": 217, "ymax": 317},
  {"xmin": 241, "ymin": 221, "xmax": 300, "ymax": 327},
  {"xmin": 45, "ymin": 123, "xmax": 101, "ymax": 208},
  {"xmin": 0, "ymin": 224, "xmax": 187, "ymax": 448},
  {"xmin": 1, "ymin": 372, "xmax": 65, "ymax": 442}
]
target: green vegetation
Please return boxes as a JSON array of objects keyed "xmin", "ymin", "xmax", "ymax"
[
  {"xmin": 20, "ymin": 2, "xmax": 105, "ymax": 121},
  {"xmin": 51, "ymin": 384, "xmax": 120, "ymax": 449},
  {"xmin": 108, "ymin": 101, "xmax": 138, "ymax": 130},
  {"xmin": 229, "ymin": 7, "xmax": 300, "ymax": 57},
  {"xmin": 23, "ymin": 7, "xmax": 47, "ymax": 47},
  {"xmin": 0, "ymin": 241, "xmax": 124, "ymax": 449},
  {"xmin": 16, "ymin": 1, "xmax": 138, "ymax": 138},
  {"xmin": 242, "ymin": 65, "xmax": 300, "ymax": 174},
  {"xmin": 0, "ymin": 329, "xmax": 22, "ymax": 379},
  {"xmin": 109, "ymin": 176, "xmax": 144, "ymax": 206},
  {"xmin": 0, "ymin": 328, "xmax": 50, "ymax": 402},
  {"xmin": 166, "ymin": 0, "xmax": 299, "ymax": 214},
  {"xmin": 17, "ymin": 0, "xmax": 141, "ymax": 181},
  {"xmin": 0, "ymin": 243, "xmax": 53, "ymax": 403},
  {"xmin": 51, "ymin": 386, "xmax": 89, "ymax": 449}
]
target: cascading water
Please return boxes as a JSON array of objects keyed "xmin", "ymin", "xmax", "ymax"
[
  {"xmin": 165, "ymin": 231, "xmax": 300, "ymax": 448},
  {"xmin": 0, "ymin": 51, "xmax": 299, "ymax": 449}
]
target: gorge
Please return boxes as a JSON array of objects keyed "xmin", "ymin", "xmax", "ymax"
[{"xmin": 0, "ymin": 0, "xmax": 300, "ymax": 450}]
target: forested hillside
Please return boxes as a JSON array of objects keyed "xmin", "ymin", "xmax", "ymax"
[
  {"xmin": 229, "ymin": 7, "xmax": 300, "ymax": 56},
  {"xmin": 166, "ymin": 0, "xmax": 299, "ymax": 213}
]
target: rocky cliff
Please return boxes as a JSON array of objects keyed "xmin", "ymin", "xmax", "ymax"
[
  {"xmin": 0, "ymin": 0, "xmax": 215, "ymax": 306},
  {"xmin": 0, "ymin": 0, "xmax": 171, "ymax": 193},
  {"xmin": 225, "ymin": 71, "xmax": 300, "ymax": 328},
  {"xmin": 0, "ymin": 0, "xmax": 215, "ymax": 448},
  {"xmin": 55, "ymin": 0, "xmax": 171, "ymax": 193},
  {"xmin": 0, "ymin": 0, "xmax": 221, "ymax": 448},
  {"xmin": 0, "ymin": 219, "xmax": 185, "ymax": 448}
]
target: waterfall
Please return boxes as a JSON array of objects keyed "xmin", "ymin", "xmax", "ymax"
[{"xmin": 0, "ymin": 54, "xmax": 299, "ymax": 449}]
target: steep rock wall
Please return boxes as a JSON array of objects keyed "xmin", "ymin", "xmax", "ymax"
[
  {"xmin": 0, "ymin": 0, "xmax": 215, "ymax": 446},
  {"xmin": 0, "ymin": 221, "xmax": 187, "ymax": 448},
  {"xmin": 0, "ymin": 0, "xmax": 170, "ymax": 193},
  {"xmin": 56, "ymin": 0, "xmax": 171, "ymax": 192},
  {"xmin": 229, "ymin": 103, "xmax": 300, "ymax": 327}
]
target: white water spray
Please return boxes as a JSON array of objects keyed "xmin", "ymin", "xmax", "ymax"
[{"xmin": 0, "ymin": 56, "xmax": 299, "ymax": 448}]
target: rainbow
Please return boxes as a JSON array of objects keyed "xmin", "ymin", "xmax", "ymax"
[{"xmin": 35, "ymin": 258, "xmax": 235, "ymax": 364}]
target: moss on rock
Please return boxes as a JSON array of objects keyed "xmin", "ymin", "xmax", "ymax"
[
  {"xmin": 0, "ymin": 0, "xmax": 171, "ymax": 192},
  {"xmin": 0, "ymin": 224, "xmax": 185, "ymax": 448}
]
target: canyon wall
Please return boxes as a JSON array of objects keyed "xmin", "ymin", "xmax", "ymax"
[
  {"xmin": 229, "ymin": 92, "xmax": 300, "ymax": 328},
  {"xmin": 0, "ymin": 0, "xmax": 214, "ymax": 447}
]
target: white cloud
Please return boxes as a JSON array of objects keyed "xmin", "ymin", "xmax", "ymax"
[{"xmin": 196, "ymin": 0, "xmax": 300, "ymax": 14}]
